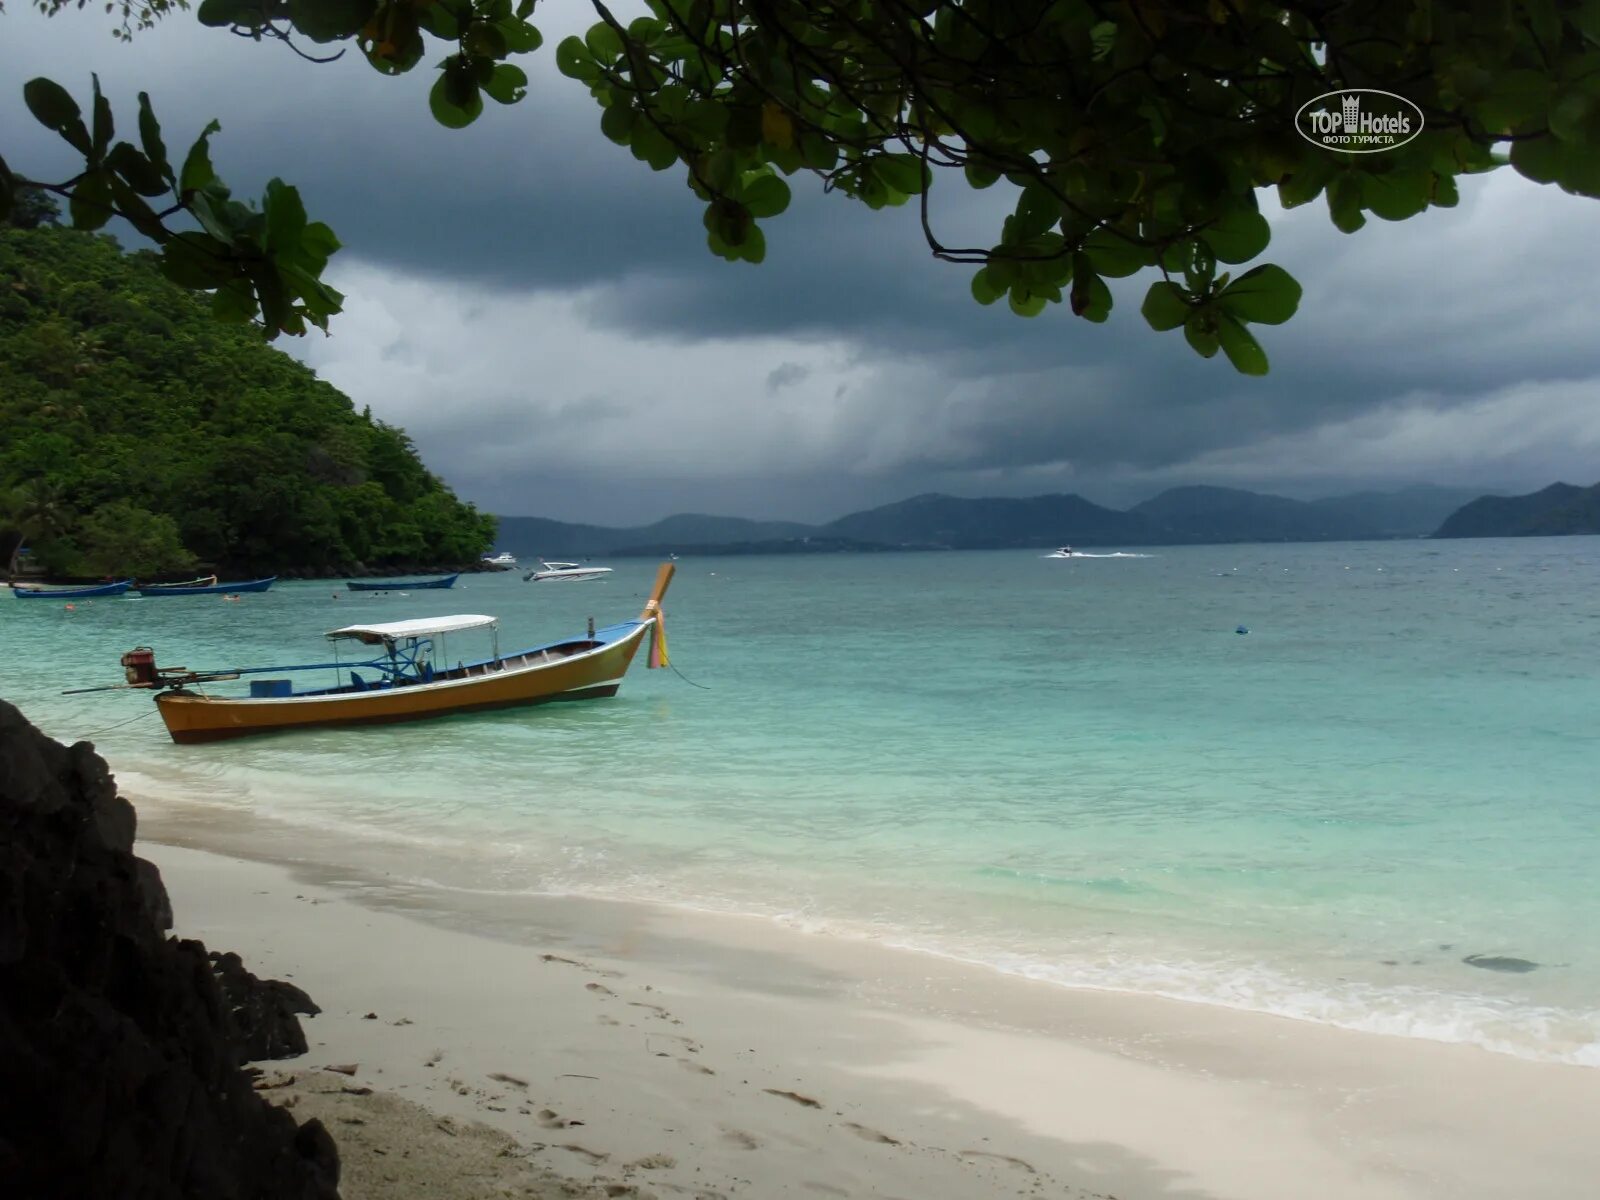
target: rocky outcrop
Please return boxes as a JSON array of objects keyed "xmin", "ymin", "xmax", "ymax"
[{"xmin": 0, "ymin": 700, "xmax": 339, "ymax": 1199}]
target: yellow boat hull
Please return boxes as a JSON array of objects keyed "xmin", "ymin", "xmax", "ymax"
[{"xmin": 155, "ymin": 622, "xmax": 651, "ymax": 744}]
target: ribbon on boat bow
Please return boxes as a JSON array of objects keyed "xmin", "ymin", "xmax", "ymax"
[{"xmin": 644, "ymin": 599, "xmax": 669, "ymax": 669}]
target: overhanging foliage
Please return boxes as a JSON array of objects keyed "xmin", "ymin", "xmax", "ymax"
[{"xmin": 6, "ymin": 1, "xmax": 1600, "ymax": 374}]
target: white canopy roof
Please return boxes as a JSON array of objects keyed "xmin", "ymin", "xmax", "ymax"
[{"xmin": 325, "ymin": 614, "xmax": 497, "ymax": 643}]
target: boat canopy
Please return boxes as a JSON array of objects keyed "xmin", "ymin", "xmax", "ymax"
[{"xmin": 325, "ymin": 614, "xmax": 497, "ymax": 644}]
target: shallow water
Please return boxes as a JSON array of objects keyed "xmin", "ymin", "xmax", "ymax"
[{"xmin": 7, "ymin": 538, "xmax": 1598, "ymax": 1064}]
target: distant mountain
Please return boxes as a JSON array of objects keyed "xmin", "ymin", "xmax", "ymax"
[
  {"xmin": 821, "ymin": 492, "xmax": 1159, "ymax": 548},
  {"xmin": 493, "ymin": 512, "xmax": 812, "ymax": 558},
  {"xmin": 1307, "ymin": 485, "xmax": 1490, "ymax": 538},
  {"xmin": 492, "ymin": 482, "xmax": 1517, "ymax": 558},
  {"xmin": 1434, "ymin": 483, "xmax": 1600, "ymax": 538}
]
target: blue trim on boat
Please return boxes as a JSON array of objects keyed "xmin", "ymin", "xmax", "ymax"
[
  {"xmin": 345, "ymin": 574, "xmax": 459, "ymax": 592},
  {"xmin": 12, "ymin": 580, "xmax": 132, "ymax": 599},
  {"xmin": 135, "ymin": 576, "xmax": 276, "ymax": 596}
]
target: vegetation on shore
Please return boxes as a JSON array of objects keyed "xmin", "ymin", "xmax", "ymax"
[{"xmin": 0, "ymin": 217, "xmax": 495, "ymax": 579}]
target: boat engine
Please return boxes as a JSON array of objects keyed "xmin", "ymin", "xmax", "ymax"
[{"xmin": 121, "ymin": 646, "xmax": 158, "ymax": 686}]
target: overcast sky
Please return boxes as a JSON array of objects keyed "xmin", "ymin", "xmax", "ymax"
[{"xmin": 5, "ymin": 4, "xmax": 1600, "ymax": 525}]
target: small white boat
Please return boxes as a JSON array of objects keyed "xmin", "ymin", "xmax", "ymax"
[
  {"xmin": 1044, "ymin": 546, "xmax": 1075, "ymax": 558},
  {"xmin": 482, "ymin": 551, "xmax": 518, "ymax": 568},
  {"xmin": 524, "ymin": 559, "xmax": 614, "ymax": 583}
]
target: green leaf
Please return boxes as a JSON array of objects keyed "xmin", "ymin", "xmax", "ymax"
[
  {"xmin": 1217, "ymin": 264, "xmax": 1301, "ymax": 325},
  {"xmin": 586, "ymin": 22, "xmax": 624, "ymax": 62},
  {"xmin": 211, "ymin": 277, "xmax": 259, "ymax": 325},
  {"xmin": 484, "ymin": 63, "xmax": 529, "ymax": 105},
  {"xmin": 23, "ymin": 78, "xmax": 92, "ymax": 156},
  {"xmin": 965, "ymin": 163, "xmax": 1001, "ymax": 189},
  {"xmin": 288, "ymin": 0, "xmax": 375, "ymax": 42},
  {"xmin": 1082, "ymin": 227, "xmax": 1148, "ymax": 277},
  {"xmin": 90, "ymin": 74, "xmax": 113, "ymax": 161},
  {"xmin": 463, "ymin": 21, "xmax": 509, "ymax": 58},
  {"xmin": 160, "ymin": 232, "xmax": 235, "ymax": 288},
  {"xmin": 970, "ymin": 266, "xmax": 1005, "ymax": 305},
  {"xmin": 1140, "ymin": 281, "xmax": 1191, "ymax": 331},
  {"xmin": 106, "ymin": 142, "xmax": 169, "ymax": 196},
  {"xmin": 735, "ymin": 223, "xmax": 766, "ymax": 264},
  {"xmin": 69, "ymin": 169, "xmax": 114, "ymax": 231},
  {"xmin": 1008, "ymin": 285, "xmax": 1049, "ymax": 317},
  {"xmin": 600, "ymin": 102, "xmax": 636, "ymax": 144},
  {"xmin": 1201, "ymin": 207, "xmax": 1269, "ymax": 264},
  {"xmin": 137, "ymin": 92, "xmax": 171, "ymax": 184},
  {"xmin": 556, "ymin": 36, "xmax": 601, "ymax": 81},
  {"xmin": 1360, "ymin": 170, "xmax": 1430, "ymax": 221},
  {"xmin": 1217, "ymin": 314, "xmax": 1268, "ymax": 375},
  {"xmin": 1069, "ymin": 257, "xmax": 1112, "ymax": 322},
  {"xmin": 262, "ymin": 178, "xmax": 307, "ymax": 253},
  {"xmin": 1183, "ymin": 312, "xmax": 1220, "ymax": 358},
  {"xmin": 1327, "ymin": 174, "xmax": 1366, "ymax": 234},
  {"xmin": 180, "ymin": 120, "xmax": 222, "ymax": 194},
  {"xmin": 497, "ymin": 18, "xmax": 543, "ymax": 54},
  {"xmin": 741, "ymin": 173, "xmax": 790, "ymax": 218},
  {"xmin": 629, "ymin": 120, "xmax": 678, "ymax": 170},
  {"xmin": 0, "ymin": 154, "xmax": 12, "ymax": 224},
  {"xmin": 196, "ymin": 0, "xmax": 260, "ymax": 27},
  {"xmin": 429, "ymin": 70, "xmax": 484, "ymax": 129},
  {"xmin": 875, "ymin": 153, "xmax": 928, "ymax": 195}
]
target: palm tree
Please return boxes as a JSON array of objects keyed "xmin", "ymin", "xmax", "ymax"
[{"xmin": 2, "ymin": 480, "xmax": 71, "ymax": 580}]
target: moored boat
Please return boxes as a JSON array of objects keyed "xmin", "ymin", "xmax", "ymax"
[
  {"xmin": 346, "ymin": 574, "xmax": 459, "ymax": 592},
  {"xmin": 72, "ymin": 563, "xmax": 675, "ymax": 743},
  {"xmin": 135, "ymin": 576, "xmax": 276, "ymax": 596},
  {"xmin": 524, "ymin": 559, "xmax": 613, "ymax": 583},
  {"xmin": 12, "ymin": 580, "xmax": 132, "ymax": 599},
  {"xmin": 482, "ymin": 551, "xmax": 517, "ymax": 567}
]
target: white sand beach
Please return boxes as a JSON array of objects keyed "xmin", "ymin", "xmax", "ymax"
[{"xmin": 138, "ymin": 819, "xmax": 1600, "ymax": 1200}]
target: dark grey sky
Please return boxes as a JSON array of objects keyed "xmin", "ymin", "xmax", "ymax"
[{"xmin": 5, "ymin": 4, "xmax": 1600, "ymax": 524}]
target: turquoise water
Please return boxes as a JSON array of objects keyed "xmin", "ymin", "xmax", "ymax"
[{"xmin": 6, "ymin": 540, "xmax": 1598, "ymax": 1064}]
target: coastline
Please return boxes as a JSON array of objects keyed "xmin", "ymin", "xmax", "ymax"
[{"xmin": 139, "ymin": 805, "xmax": 1600, "ymax": 1200}]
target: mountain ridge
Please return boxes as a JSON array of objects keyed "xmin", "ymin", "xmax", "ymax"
[{"xmin": 494, "ymin": 484, "xmax": 1497, "ymax": 557}]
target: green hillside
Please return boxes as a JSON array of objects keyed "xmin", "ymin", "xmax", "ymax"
[{"xmin": 0, "ymin": 223, "xmax": 493, "ymax": 578}]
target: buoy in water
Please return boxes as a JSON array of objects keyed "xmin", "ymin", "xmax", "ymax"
[{"xmin": 1235, "ymin": 625, "xmax": 1249, "ymax": 635}]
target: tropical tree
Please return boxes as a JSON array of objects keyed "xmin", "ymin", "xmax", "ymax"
[
  {"xmin": 5, "ymin": 2, "xmax": 1600, "ymax": 373},
  {"xmin": 1, "ymin": 477, "xmax": 73, "ymax": 577}
]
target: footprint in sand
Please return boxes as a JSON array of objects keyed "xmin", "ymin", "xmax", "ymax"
[
  {"xmin": 678, "ymin": 1058, "xmax": 715, "ymax": 1076},
  {"xmin": 627, "ymin": 1000, "xmax": 677, "ymax": 1022},
  {"xmin": 843, "ymin": 1122, "xmax": 900, "ymax": 1145},
  {"xmin": 625, "ymin": 1153, "xmax": 677, "ymax": 1170},
  {"xmin": 586, "ymin": 982, "xmax": 616, "ymax": 996},
  {"xmin": 557, "ymin": 1143, "xmax": 608, "ymax": 1164},
  {"xmin": 762, "ymin": 1089, "xmax": 822, "ymax": 1109},
  {"xmin": 537, "ymin": 1108, "xmax": 580, "ymax": 1129},
  {"xmin": 720, "ymin": 1128, "xmax": 760, "ymax": 1150},
  {"xmin": 597, "ymin": 1014, "xmax": 621, "ymax": 1026},
  {"xmin": 958, "ymin": 1149, "xmax": 1037, "ymax": 1174},
  {"xmin": 541, "ymin": 953, "xmax": 623, "ymax": 978}
]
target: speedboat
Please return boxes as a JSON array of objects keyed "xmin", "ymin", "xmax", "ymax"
[
  {"xmin": 482, "ymin": 551, "xmax": 518, "ymax": 567},
  {"xmin": 524, "ymin": 560, "xmax": 613, "ymax": 583},
  {"xmin": 1044, "ymin": 546, "xmax": 1075, "ymax": 558},
  {"xmin": 69, "ymin": 564, "xmax": 675, "ymax": 743}
]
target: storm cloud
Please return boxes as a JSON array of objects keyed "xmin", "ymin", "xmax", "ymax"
[{"xmin": 4, "ymin": 3, "xmax": 1599, "ymax": 524}]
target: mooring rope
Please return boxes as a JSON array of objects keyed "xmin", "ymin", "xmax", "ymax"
[{"xmin": 78, "ymin": 707, "xmax": 161, "ymax": 740}]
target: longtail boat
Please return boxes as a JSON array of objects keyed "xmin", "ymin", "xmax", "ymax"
[
  {"xmin": 70, "ymin": 563, "xmax": 675, "ymax": 743},
  {"xmin": 12, "ymin": 580, "xmax": 132, "ymax": 599},
  {"xmin": 135, "ymin": 576, "xmax": 276, "ymax": 596},
  {"xmin": 346, "ymin": 573, "xmax": 459, "ymax": 591}
]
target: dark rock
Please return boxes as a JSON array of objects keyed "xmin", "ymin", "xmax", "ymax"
[
  {"xmin": 209, "ymin": 950, "xmax": 321, "ymax": 1060},
  {"xmin": 1462, "ymin": 953, "xmax": 1540, "ymax": 973},
  {"xmin": 0, "ymin": 699, "xmax": 340, "ymax": 1199}
]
